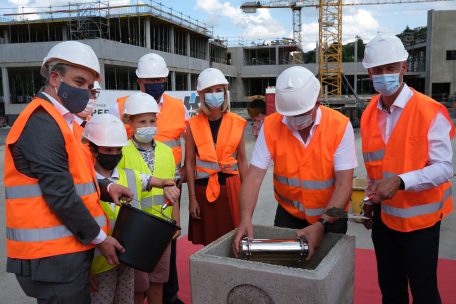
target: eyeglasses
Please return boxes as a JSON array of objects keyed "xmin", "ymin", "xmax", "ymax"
[{"xmin": 91, "ymin": 90, "xmax": 100, "ymax": 99}]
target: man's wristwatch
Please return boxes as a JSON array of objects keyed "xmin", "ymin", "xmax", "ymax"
[{"xmin": 317, "ymin": 218, "xmax": 330, "ymax": 231}]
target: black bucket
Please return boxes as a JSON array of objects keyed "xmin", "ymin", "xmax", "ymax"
[{"xmin": 112, "ymin": 204, "xmax": 181, "ymax": 273}]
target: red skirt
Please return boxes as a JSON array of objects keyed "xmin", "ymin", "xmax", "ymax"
[{"xmin": 188, "ymin": 175, "xmax": 241, "ymax": 246}]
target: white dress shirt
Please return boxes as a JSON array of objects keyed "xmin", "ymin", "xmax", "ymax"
[
  {"xmin": 41, "ymin": 92, "xmax": 75, "ymax": 131},
  {"xmin": 251, "ymin": 107, "xmax": 358, "ymax": 171},
  {"xmin": 374, "ymin": 84, "xmax": 454, "ymax": 191}
]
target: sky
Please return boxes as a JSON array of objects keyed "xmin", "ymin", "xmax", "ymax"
[{"xmin": 1, "ymin": 0, "xmax": 455, "ymax": 51}]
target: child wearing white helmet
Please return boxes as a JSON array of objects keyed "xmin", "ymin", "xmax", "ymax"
[
  {"xmin": 117, "ymin": 92, "xmax": 180, "ymax": 304},
  {"xmin": 185, "ymin": 68, "xmax": 248, "ymax": 246},
  {"xmin": 83, "ymin": 113, "xmax": 178, "ymax": 304}
]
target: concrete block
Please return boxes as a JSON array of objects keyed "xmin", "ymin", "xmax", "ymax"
[{"xmin": 190, "ymin": 225, "xmax": 355, "ymax": 304}]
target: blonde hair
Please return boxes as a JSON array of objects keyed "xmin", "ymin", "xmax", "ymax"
[{"xmin": 199, "ymin": 88, "xmax": 229, "ymax": 115}]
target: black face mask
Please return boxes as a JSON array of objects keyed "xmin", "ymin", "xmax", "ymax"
[
  {"xmin": 55, "ymin": 77, "xmax": 90, "ymax": 113},
  {"xmin": 96, "ymin": 153, "xmax": 122, "ymax": 171},
  {"xmin": 144, "ymin": 82, "xmax": 166, "ymax": 101}
]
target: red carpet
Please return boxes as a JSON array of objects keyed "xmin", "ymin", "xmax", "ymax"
[{"xmin": 176, "ymin": 236, "xmax": 456, "ymax": 304}]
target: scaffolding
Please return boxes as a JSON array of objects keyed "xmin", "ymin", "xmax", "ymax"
[
  {"xmin": 0, "ymin": 1, "xmax": 213, "ymax": 43},
  {"xmin": 69, "ymin": 1, "xmax": 110, "ymax": 40}
]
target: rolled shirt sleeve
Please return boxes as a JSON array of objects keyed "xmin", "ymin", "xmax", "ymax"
[
  {"xmin": 334, "ymin": 122, "xmax": 358, "ymax": 171},
  {"xmin": 250, "ymin": 126, "xmax": 273, "ymax": 170},
  {"xmin": 399, "ymin": 111, "xmax": 454, "ymax": 191}
]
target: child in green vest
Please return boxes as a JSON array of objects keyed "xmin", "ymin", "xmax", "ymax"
[
  {"xmin": 117, "ymin": 92, "xmax": 180, "ymax": 304},
  {"xmin": 83, "ymin": 114, "xmax": 179, "ymax": 304}
]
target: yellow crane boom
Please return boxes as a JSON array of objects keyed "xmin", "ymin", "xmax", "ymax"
[{"xmin": 241, "ymin": 0, "xmax": 456, "ymax": 96}]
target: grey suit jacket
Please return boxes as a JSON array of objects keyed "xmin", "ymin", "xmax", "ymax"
[{"xmin": 6, "ymin": 94, "xmax": 110, "ymax": 283}]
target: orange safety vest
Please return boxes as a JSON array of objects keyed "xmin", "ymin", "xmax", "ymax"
[
  {"xmin": 361, "ymin": 89, "xmax": 454, "ymax": 232},
  {"xmin": 264, "ymin": 106, "xmax": 349, "ymax": 223},
  {"xmin": 188, "ymin": 112, "xmax": 246, "ymax": 202},
  {"xmin": 4, "ymin": 97, "xmax": 108, "ymax": 259},
  {"xmin": 117, "ymin": 93, "xmax": 186, "ymax": 166},
  {"xmin": 117, "ymin": 95, "xmax": 132, "ymax": 138}
]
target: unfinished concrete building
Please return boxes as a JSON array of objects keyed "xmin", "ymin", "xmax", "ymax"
[
  {"xmin": 0, "ymin": 2, "xmax": 227, "ymax": 123},
  {"xmin": 0, "ymin": 2, "xmax": 454, "ymax": 124}
]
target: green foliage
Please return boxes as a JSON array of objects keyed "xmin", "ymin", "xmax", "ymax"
[{"xmin": 303, "ymin": 38, "xmax": 365, "ymax": 63}]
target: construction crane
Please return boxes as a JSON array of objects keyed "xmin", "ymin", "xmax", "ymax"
[{"xmin": 241, "ymin": 0, "xmax": 456, "ymax": 97}]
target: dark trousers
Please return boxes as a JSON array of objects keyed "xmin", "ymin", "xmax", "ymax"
[
  {"xmin": 372, "ymin": 205, "xmax": 441, "ymax": 304},
  {"xmin": 16, "ymin": 268, "xmax": 90, "ymax": 304},
  {"xmin": 163, "ymin": 182, "xmax": 181, "ymax": 302},
  {"xmin": 163, "ymin": 239, "xmax": 179, "ymax": 301},
  {"xmin": 274, "ymin": 204, "xmax": 348, "ymax": 233}
]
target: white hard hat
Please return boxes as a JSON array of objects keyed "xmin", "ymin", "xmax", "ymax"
[
  {"xmin": 136, "ymin": 53, "xmax": 169, "ymax": 78},
  {"xmin": 123, "ymin": 92, "xmax": 160, "ymax": 119},
  {"xmin": 93, "ymin": 81, "xmax": 102, "ymax": 90},
  {"xmin": 41, "ymin": 41, "xmax": 101, "ymax": 79},
  {"xmin": 362, "ymin": 34, "xmax": 409, "ymax": 69},
  {"xmin": 83, "ymin": 114, "xmax": 129, "ymax": 147},
  {"xmin": 275, "ymin": 66, "xmax": 320, "ymax": 116},
  {"xmin": 197, "ymin": 68, "xmax": 229, "ymax": 91}
]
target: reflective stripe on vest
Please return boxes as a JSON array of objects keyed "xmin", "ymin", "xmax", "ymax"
[
  {"xmin": 382, "ymin": 187, "xmax": 452, "ymax": 218},
  {"xmin": 274, "ymin": 174, "xmax": 335, "ymax": 190},
  {"xmin": 140, "ymin": 194, "xmax": 165, "ymax": 208},
  {"xmin": 162, "ymin": 139, "xmax": 180, "ymax": 148},
  {"xmin": 363, "ymin": 149, "xmax": 385, "ymax": 163},
  {"xmin": 196, "ymin": 158, "xmax": 220, "ymax": 171},
  {"xmin": 5, "ymin": 182, "xmax": 96, "ymax": 199},
  {"xmin": 123, "ymin": 168, "xmax": 139, "ymax": 208},
  {"xmin": 109, "ymin": 219, "xmax": 115, "ymax": 231},
  {"xmin": 274, "ymin": 188, "xmax": 325, "ymax": 216},
  {"xmin": 7, "ymin": 215, "xmax": 106, "ymax": 242},
  {"xmin": 195, "ymin": 157, "xmax": 239, "ymax": 179}
]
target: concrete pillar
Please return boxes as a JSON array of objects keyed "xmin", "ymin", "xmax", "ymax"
[
  {"xmin": 98, "ymin": 63, "xmax": 106, "ymax": 89},
  {"xmin": 145, "ymin": 17, "xmax": 151, "ymax": 49},
  {"xmin": 187, "ymin": 73, "xmax": 192, "ymax": 90},
  {"xmin": 3, "ymin": 29, "xmax": 9, "ymax": 43},
  {"xmin": 186, "ymin": 32, "xmax": 191, "ymax": 57},
  {"xmin": 2, "ymin": 67, "xmax": 11, "ymax": 107},
  {"xmin": 206, "ymin": 40, "xmax": 210, "ymax": 62},
  {"xmin": 354, "ymin": 37, "xmax": 358, "ymax": 95},
  {"xmin": 275, "ymin": 46, "xmax": 279, "ymax": 65},
  {"xmin": 232, "ymin": 77, "xmax": 244, "ymax": 103},
  {"xmin": 171, "ymin": 71, "xmax": 176, "ymax": 91},
  {"xmin": 424, "ymin": 10, "xmax": 433, "ymax": 96},
  {"xmin": 169, "ymin": 26, "xmax": 175, "ymax": 54},
  {"xmin": 62, "ymin": 25, "xmax": 68, "ymax": 41}
]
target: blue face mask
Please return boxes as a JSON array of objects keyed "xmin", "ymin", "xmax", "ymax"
[
  {"xmin": 144, "ymin": 82, "xmax": 166, "ymax": 101},
  {"xmin": 372, "ymin": 73, "xmax": 401, "ymax": 96},
  {"xmin": 204, "ymin": 92, "xmax": 225, "ymax": 109},
  {"xmin": 55, "ymin": 75, "xmax": 90, "ymax": 113}
]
